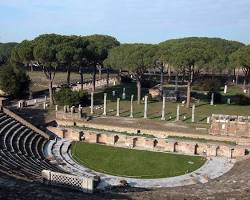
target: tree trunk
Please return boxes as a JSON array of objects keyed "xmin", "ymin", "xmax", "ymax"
[
  {"xmin": 98, "ymin": 67, "xmax": 101, "ymax": 80},
  {"xmin": 168, "ymin": 65, "xmax": 171, "ymax": 83},
  {"xmin": 106, "ymin": 67, "xmax": 109, "ymax": 87},
  {"xmin": 160, "ymin": 64, "xmax": 164, "ymax": 97},
  {"xmin": 80, "ymin": 71, "xmax": 84, "ymax": 91},
  {"xmin": 67, "ymin": 68, "xmax": 71, "ymax": 86},
  {"xmin": 186, "ymin": 81, "xmax": 191, "ymax": 108},
  {"xmin": 92, "ymin": 64, "xmax": 96, "ymax": 92},
  {"xmin": 136, "ymin": 79, "xmax": 141, "ymax": 104},
  {"xmin": 49, "ymin": 80, "xmax": 54, "ymax": 105}
]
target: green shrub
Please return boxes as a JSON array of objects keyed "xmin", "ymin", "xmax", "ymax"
[
  {"xmin": 234, "ymin": 94, "xmax": 250, "ymax": 105},
  {"xmin": 55, "ymin": 87, "xmax": 88, "ymax": 106}
]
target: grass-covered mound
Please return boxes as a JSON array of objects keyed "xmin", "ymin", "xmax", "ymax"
[{"xmin": 72, "ymin": 142, "xmax": 206, "ymax": 179}]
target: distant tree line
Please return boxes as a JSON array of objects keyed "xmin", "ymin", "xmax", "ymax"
[{"xmin": 0, "ymin": 35, "xmax": 249, "ymax": 107}]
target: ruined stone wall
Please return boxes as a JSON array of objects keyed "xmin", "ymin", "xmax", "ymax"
[
  {"xmin": 209, "ymin": 114, "xmax": 250, "ymax": 138},
  {"xmin": 50, "ymin": 126, "xmax": 247, "ymax": 158}
]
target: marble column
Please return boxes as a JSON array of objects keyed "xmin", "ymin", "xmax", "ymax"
[
  {"xmin": 144, "ymin": 96, "xmax": 148, "ymax": 119},
  {"xmin": 78, "ymin": 107, "xmax": 82, "ymax": 118},
  {"xmin": 43, "ymin": 102, "xmax": 46, "ymax": 110},
  {"xmin": 130, "ymin": 95, "xmax": 134, "ymax": 118},
  {"xmin": 122, "ymin": 88, "xmax": 126, "ymax": 100},
  {"xmin": 55, "ymin": 105, "xmax": 58, "ymax": 111},
  {"xmin": 224, "ymin": 85, "xmax": 228, "ymax": 94},
  {"xmin": 103, "ymin": 93, "xmax": 107, "ymax": 116},
  {"xmin": 116, "ymin": 98, "xmax": 120, "ymax": 117},
  {"xmin": 161, "ymin": 96, "xmax": 166, "ymax": 120},
  {"xmin": 191, "ymin": 104, "xmax": 195, "ymax": 123},
  {"xmin": 176, "ymin": 104, "xmax": 180, "ymax": 121},
  {"xmin": 90, "ymin": 92, "xmax": 94, "ymax": 114},
  {"xmin": 210, "ymin": 93, "xmax": 214, "ymax": 105}
]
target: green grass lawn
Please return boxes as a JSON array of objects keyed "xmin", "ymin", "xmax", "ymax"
[
  {"xmin": 81, "ymin": 83, "xmax": 250, "ymax": 126},
  {"xmin": 71, "ymin": 142, "xmax": 206, "ymax": 179}
]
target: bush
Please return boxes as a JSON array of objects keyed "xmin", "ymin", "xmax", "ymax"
[
  {"xmin": 120, "ymin": 76, "xmax": 132, "ymax": 83},
  {"xmin": 0, "ymin": 65, "xmax": 30, "ymax": 98},
  {"xmin": 234, "ymin": 94, "xmax": 250, "ymax": 105},
  {"xmin": 207, "ymin": 91, "xmax": 222, "ymax": 104},
  {"xmin": 55, "ymin": 87, "xmax": 89, "ymax": 107},
  {"xmin": 193, "ymin": 79, "xmax": 222, "ymax": 92}
]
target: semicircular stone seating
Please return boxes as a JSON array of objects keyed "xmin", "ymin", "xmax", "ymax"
[{"xmin": 0, "ymin": 110, "xmax": 65, "ymax": 181}]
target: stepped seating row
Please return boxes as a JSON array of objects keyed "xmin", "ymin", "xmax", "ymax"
[
  {"xmin": 0, "ymin": 111, "xmax": 64, "ymax": 181},
  {"xmin": 50, "ymin": 139, "xmax": 97, "ymax": 178}
]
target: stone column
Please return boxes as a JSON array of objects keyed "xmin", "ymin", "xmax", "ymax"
[
  {"xmin": 130, "ymin": 95, "xmax": 134, "ymax": 118},
  {"xmin": 207, "ymin": 116, "xmax": 210, "ymax": 124},
  {"xmin": 122, "ymin": 88, "xmax": 126, "ymax": 100},
  {"xmin": 176, "ymin": 104, "xmax": 180, "ymax": 121},
  {"xmin": 43, "ymin": 102, "xmax": 46, "ymax": 110},
  {"xmin": 63, "ymin": 105, "xmax": 67, "ymax": 113},
  {"xmin": 116, "ymin": 98, "xmax": 120, "ymax": 117},
  {"xmin": 210, "ymin": 93, "xmax": 214, "ymax": 105},
  {"xmin": 55, "ymin": 105, "xmax": 58, "ymax": 111},
  {"xmin": 71, "ymin": 106, "xmax": 75, "ymax": 114},
  {"xmin": 144, "ymin": 96, "xmax": 148, "ymax": 119},
  {"xmin": 103, "ymin": 93, "xmax": 107, "ymax": 116},
  {"xmin": 191, "ymin": 104, "xmax": 195, "ymax": 123},
  {"xmin": 161, "ymin": 96, "xmax": 166, "ymax": 120},
  {"xmin": 78, "ymin": 107, "xmax": 82, "ymax": 119},
  {"xmin": 45, "ymin": 95, "xmax": 47, "ymax": 102},
  {"xmin": 90, "ymin": 92, "xmax": 94, "ymax": 115},
  {"xmin": 224, "ymin": 85, "xmax": 228, "ymax": 94}
]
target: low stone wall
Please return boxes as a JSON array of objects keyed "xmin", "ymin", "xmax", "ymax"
[
  {"xmin": 82, "ymin": 131, "xmax": 245, "ymax": 158},
  {"xmin": 72, "ymin": 77, "xmax": 118, "ymax": 91},
  {"xmin": 55, "ymin": 114, "xmax": 250, "ymax": 145},
  {"xmin": 42, "ymin": 170, "xmax": 94, "ymax": 193},
  {"xmin": 49, "ymin": 126, "xmax": 247, "ymax": 158},
  {"xmin": 47, "ymin": 126, "xmax": 80, "ymax": 141},
  {"xmin": 209, "ymin": 114, "xmax": 250, "ymax": 138}
]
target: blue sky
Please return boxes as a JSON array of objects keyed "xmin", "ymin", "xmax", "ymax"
[{"xmin": 0, "ymin": 0, "xmax": 250, "ymax": 44}]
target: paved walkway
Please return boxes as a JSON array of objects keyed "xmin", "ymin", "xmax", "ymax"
[{"xmin": 47, "ymin": 139, "xmax": 235, "ymax": 190}]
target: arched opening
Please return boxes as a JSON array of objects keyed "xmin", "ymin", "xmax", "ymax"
[
  {"xmin": 245, "ymin": 149, "xmax": 249, "ymax": 155},
  {"xmin": 153, "ymin": 139, "xmax": 158, "ymax": 148},
  {"xmin": 194, "ymin": 144, "xmax": 199, "ymax": 155},
  {"xmin": 79, "ymin": 131, "xmax": 84, "ymax": 141},
  {"xmin": 174, "ymin": 142, "xmax": 178, "ymax": 152},
  {"xmin": 216, "ymin": 146, "xmax": 220, "ymax": 156},
  {"xmin": 133, "ymin": 138, "xmax": 137, "ymax": 147},
  {"xmin": 114, "ymin": 135, "xmax": 119, "ymax": 144},
  {"xmin": 96, "ymin": 134, "xmax": 101, "ymax": 143},
  {"xmin": 73, "ymin": 122, "xmax": 76, "ymax": 126},
  {"xmin": 231, "ymin": 148, "xmax": 234, "ymax": 159}
]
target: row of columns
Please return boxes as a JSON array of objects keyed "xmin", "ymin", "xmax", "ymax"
[
  {"xmin": 57, "ymin": 92, "xmax": 210, "ymax": 123},
  {"xmin": 97, "ymin": 93, "xmax": 201, "ymax": 122}
]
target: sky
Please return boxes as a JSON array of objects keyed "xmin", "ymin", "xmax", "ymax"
[{"xmin": 0, "ymin": 0, "xmax": 250, "ymax": 44}]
